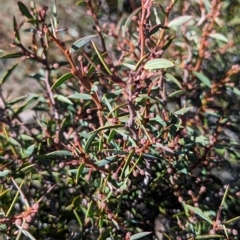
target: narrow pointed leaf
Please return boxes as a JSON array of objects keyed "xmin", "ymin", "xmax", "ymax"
[
  {"xmin": 168, "ymin": 15, "xmax": 192, "ymax": 28},
  {"xmin": 209, "ymin": 33, "xmax": 229, "ymax": 43},
  {"xmin": 0, "ymin": 64, "xmax": 18, "ymax": 85},
  {"xmin": 47, "ymin": 150, "xmax": 73, "ymax": 156},
  {"xmin": 18, "ymin": 1, "xmax": 33, "ymax": 19},
  {"xmin": 184, "ymin": 204, "xmax": 213, "ymax": 224},
  {"xmin": 146, "ymin": 24, "xmax": 168, "ymax": 38},
  {"xmin": 193, "ymin": 71, "xmax": 211, "ymax": 88},
  {"xmin": 91, "ymin": 41, "xmax": 112, "ymax": 75},
  {"xmin": 130, "ymin": 232, "xmax": 152, "ymax": 240},
  {"xmin": 54, "ymin": 94, "xmax": 73, "ymax": 105},
  {"xmin": 13, "ymin": 16, "xmax": 21, "ymax": 42},
  {"xmin": 69, "ymin": 35, "xmax": 97, "ymax": 54},
  {"xmin": 165, "ymin": 73, "xmax": 182, "ymax": 89},
  {"xmin": 144, "ymin": 58, "xmax": 174, "ymax": 70},
  {"xmin": 174, "ymin": 107, "xmax": 194, "ymax": 115},
  {"xmin": 0, "ymin": 52, "xmax": 22, "ymax": 59},
  {"xmin": 68, "ymin": 93, "xmax": 92, "ymax": 100},
  {"xmin": 51, "ymin": 72, "xmax": 73, "ymax": 90}
]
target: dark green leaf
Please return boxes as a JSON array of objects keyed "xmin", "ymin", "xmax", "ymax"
[
  {"xmin": 18, "ymin": 1, "xmax": 33, "ymax": 19},
  {"xmin": 0, "ymin": 63, "xmax": 18, "ymax": 85},
  {"xmin": 165, "ymin": 73, "xmax": 182, "ymax": 89},
  {"xmin": 51, "ymin": 72, "xmax": 73, "ymax": 90},
  {"xmin": 13, "ymin": 16, "xmax": 21, "ymax": 42},
  {"xmin": 84, "ymin": 124, "xmax": 124, "ymax": 152},
  {"xmin": 146, "ymin": 24, "xmax": 168, "ymax": 38},
  {"xmin": 75, "ymin": 163, "xmax": 85, "ymax": 184},
  {"xmin": 0, "ymin": 52, "xmax": 22, "ymax": 59}
]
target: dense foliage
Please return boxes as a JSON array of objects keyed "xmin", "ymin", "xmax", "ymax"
[{"xmin": 1, "ymin": 0, "xmax": 240, "ymax": 239}]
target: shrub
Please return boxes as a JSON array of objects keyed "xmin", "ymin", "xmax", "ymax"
[{"xmin": 0, "ymin": 0, "xmax": 240, "ymax": 239}]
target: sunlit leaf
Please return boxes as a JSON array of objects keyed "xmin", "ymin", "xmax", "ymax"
[
  {"xmin": 69, "ymin": 35, "xmax": 97, "ymax": 54},
  {"xmin": 68, "ymin": 93, "xmax": 92, "ymax": 100},
  {"xmin": 0, "ymin": 170, "xmax": 11, "ymax": 178},
  {"xmin": 130, "ymin": 232, "xmax": 152, "ymax": 240},
  {"xmin": 54, "ymin": 94, "xmax": 73, "ymax": 105},
  {"xmin": 209, "ymin": 33, "xmax": 229, "ymax": 43},
  {"xmin": 168, "ymin": 15, "xmax": 192, "ymax": 28},
  {"xmin": 193, "ymin": 71, "xmax": 211, "ymax": 88},
  {"xmin": 174, "ymin": 107, "xmax": 194, "ymax": 115},
  {"xmin": 144, "ymin": 58, "xmax": 174, "ymax": 70},
  {"xmin": 22, "ymin": 144, "xmax": 35, "ymax": 158}
]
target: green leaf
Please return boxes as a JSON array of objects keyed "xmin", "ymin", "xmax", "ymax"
[
  {"xmin": 195, "ymin": 234, "xmax": 224, "ymax": 239},
  {"xmin": 144, "ymin": 58, "xmax": 174, "ymax": 70},
  {"xmin": 75, "ymin": 163, "xmax": 85, "ymax": 184},
  {"xmin": 130, "ymin": 232, "xmax": 152, "ymax": 240},
  {"xmin": 76, "ymin": 0, "xmax": 86, "ymax": 6},
  {"xmin": 51, "ymin": 72, "xmax": 73, "ymax": 90},
  {"xmin": 68, "ymin": 93, "xmax": 92, "ymax": 100},
  {"xmin": 232, "ymin": 87, "xmax": 240, "ymax": 96},
  {"xmin": 193, "ymin": 71, "xmax": 211, "ymax": 88},
  {"xmin": 174, "ymin": 107, "xmax": 193, "ymax": 115},
  {"xmin": 0, "ymin": 170, "xmax": 11, "ymax": 178},
  {"xmin": 53, "ymin": 0, "xmax": 58, "ymax": 28},
  {"xmin": 13, "ymin": 16, "xmax": 21, "ymax": 42},
  {"xmin": 184, "ymin": 204, "xmax": 213, "ymax": 224},
  {"xmin": 0, "ymin": 52, "xmax": 22, "ymax": 59},
  {"xmin": 69, "ymin": 35, "xmax": 97, "ymax": 54},
  {"xmin": 8, "ymin": 95, "xmax": 28, "ymax": 106},
  {"xmin": 165, "ymin": 73, "xmax": 182, "ymax": 89},
  {"xmin": 209, "ymin": 33, "xmax": 229, "ymax": 43},
  {"xmin": 91, "ymin": 41, "xmax": 112, "ymax": 75},
  {"xmin": 18, "ymin": 134, "xmax": 34, "ymax": 141},
  {"xmin": 27, "ymin": 19, "xmax": 41, "ymax": 24},
  {"xmin": 122, "ymin": 63, "xmax": 136, "ymax": 70},
  {"xmin": 169, "ymin": 90, "xmax": 186, "ymax": 98},
  {"xmin": 146, "ymin": 24, "xmax": 168, "ymax": 38},
  {"xmin": 22, "ymin": 144, "xmax": 35, "ymax": 159},
  {"xmin": 47, "ymin": 150, "xmax": 73, "ymax": 156},
  {"xmin": 0, "ymin": 64, "xmax": 18, "ymax": 85},
  {"xmin": 54, "ymin": 94, "xmax": 73, "ymax": 105},
  {"xmin": 18, "ymin": 1, "xmax": 33, "ymax": 19},
  {"xmin": 120, "ymin": 150, "xmax": 135, "ymax": 178},
  {"xmin": 123, "ymin": 7, "xmax": 141, "ymax": 36},
  {"xmin": 9, "ymin": 137, "xmax": 21, "ymax": 146},
  {"xmin": 115, "ymin": 129, "xmax": 137, "ymax": 147},
  {"xmin": 168, "ymin": 15, "xmax": 192, "ymax": 28},
  {"xmin": 84, "ymin": 124, "xmax": 124, "ymax": 152}
]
